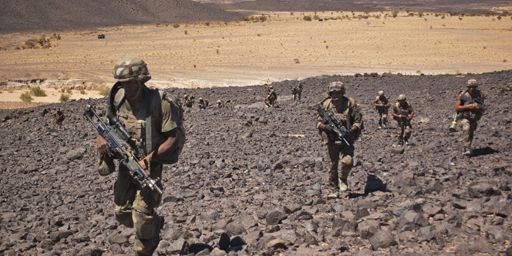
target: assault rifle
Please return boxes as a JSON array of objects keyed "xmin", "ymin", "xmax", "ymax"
[
  {"xmin": 317, "ymin": 104, "xmax": 351, "ymax": 146},
  {"xmin": 83, "ymin": 105, "xmax": 163, "ymax": 194}
]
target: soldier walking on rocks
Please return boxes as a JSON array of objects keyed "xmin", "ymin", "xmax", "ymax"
[
  {"xmin": 454, "ymin": 79, "xmax": 485, "ymax": 156},
  {"xmin": 198, "ymin": 97, "xmax": 209, "ymax": 109},
  {"xmin": 216, "ymin": 99, "xmax": 224, "ymax": 108},
  {"xmin": 264, "ymin": 86, "xmax": 278, "ymax": 107},
  {"xmin": 316, "ymin": 81, "xmax": 363, "ymax": 198},
  {"xmin": 54, "ymin": 108, "xmax": 65, "ymax": 128},
  {"xmin": 391, "ymin": 94, "xmax": 414, "ymax": 145},
  {"xmin": 292, "ymin": 82, "xmax": 303, "ymax": 101},
  {"xmin": 96, "ymin": 57, "xmax": 185, "ymax": 256},
  {"xmin": 374, "ymin": 90, "xmax": 390, "ymax": 128},
  {"xmin": 184, "ymin": 95, "xmax": 195, "ymax": 108}
]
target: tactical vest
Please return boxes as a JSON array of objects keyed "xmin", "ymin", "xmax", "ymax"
[
  {"xmin": 109, "ymin": 83, "xmax": 185, "ymax": 164},
  {"xmin": 320, "ymin": 96, "xmax": 361, "ymax": 145},
  {"xmin": 394, "ymin": 102, "xmax": 410, "ymax": 115},
  {"xmin": 458, "ymin": 90, "xmax": 483, "ymax": 121},
  {"xmin": 375, "ymin": 96, "xmax": 389, "ymax": 111}
]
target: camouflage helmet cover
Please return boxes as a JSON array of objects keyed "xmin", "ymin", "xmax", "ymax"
[
  {"xmin": 397, "ymin": 94, "xmax": 407, "ymax": 101},
  {"xmin": 466, "ymin": 79, "xmax": 479, "ymax": 87},
  {"xmin": 113, "ymin": 56, "xmax": 151, "ymax": 83},
  {"xmin": 328, "ymin": 81, "xmax": 345, "ymax": 93}
]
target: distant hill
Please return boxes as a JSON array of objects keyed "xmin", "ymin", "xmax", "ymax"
[
  {"xmin": 220, "ymin": 0, "xmax": 510, "ymax": 13},
  {"xmin": 0, "ymin": 0, "xmax": 244, "ymax": 33}
]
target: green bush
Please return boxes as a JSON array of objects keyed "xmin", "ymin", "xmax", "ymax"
[
  {"xmin": 30, "ymin": 86, "xmax": 47, "ymax": 97},
  {"xmin": 59, "ymin": 93, "xmax": 70, "ymax": 102},
  {"xmin": 20, "ymin": 91, "xmax": 33, "ymax": 102}
]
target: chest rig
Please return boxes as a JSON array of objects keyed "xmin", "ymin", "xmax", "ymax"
[
  {"xmin": 108, "ymin": 82, "xmax": 164, "ymax": 159},
  {"xmin": 324, "ymin": 97, "xmax": 353, "ymax": 129}
]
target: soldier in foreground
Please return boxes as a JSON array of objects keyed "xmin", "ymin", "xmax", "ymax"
[
  {"xmin": 96, "ymin": 57, "xmax": 185, "ymax": 256},
  {"xmin": 374, "ymin": 90, "xmax": 390, "ymax": 128},
  {"xmin": 265, "ymin": 85, "xmax": 278, "ymax": 107},
  {"xmin": 391, "ymin": 94, "xmax": 414, "ymax": 145},
  {"xmin": 454, "ymin": 79, "xmax": 485, "ymax": 156},
  {"xmin": 316, "ymin": 81, "xmax": 363, "ymax": 198}
]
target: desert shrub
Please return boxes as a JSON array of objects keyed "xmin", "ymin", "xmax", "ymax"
[
  {"xmin": 59, "ymin": 93, "xmax": 70, "ymax": 102},
  {"xmin": 391, "ymin": 10, "xmax": 399, "ymax": 18},
  {"xmin": 173, "ymin": 24, "xmax": 180, "ymax": 28},
  {"xmin": 98, "ymin": 86, "xmax": 110, "ymax": 97},
  {"xmin": 294, "ymin": 58, "xmax": 300, "ymax": 64},
  {"xmin": 30, "ymin": 86, "xmax": 47, "ymax": 97},
  {"xmin": 303, "ymin": 16, "xmax": 312, "ymax": 21},
  {"xmin": 80, "ymin": 89, "xmax": 86, "ymax": 94},
  {"xmin": 20, "ymin": 91, "xmax": 33, "ymax": 102},
  {"xmin": 184, "ymin": 30, "xmax": 188, "ymax": 35}
]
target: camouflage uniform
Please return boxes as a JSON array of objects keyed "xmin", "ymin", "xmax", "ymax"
[
  {"xmin": 265, "ymin": 86, "xmax": 278, "ymax": 107},
  {"xmin": 374, "ymin": 91, "xmax": 390, "ymax": 128},
  {"xmin": 292, "ymin": 83, "xmax": 303, "ymax": 101},
  {"xmin": 98, "ymin": 57, "xmax": 185, "ymax": 256},
  {"xmin": 391, "ymin": 95, "xmax": 414, "ymax": 145},
  {"xmin": 455, "ymin": 79, "xmax": 485, "ymax": 155},
  {"xmin": 184, "ymin": 96, "xmax": 195, "ymax": 108},
  {"xmin": 317, "ymin": 82, "xmax": 363, "ymax": 197},
  {"xmin": 198, "ymin": 97, "xmax": 209, "ymax": 109}
]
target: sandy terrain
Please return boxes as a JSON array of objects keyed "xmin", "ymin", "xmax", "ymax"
[{"xmin": 0, "ymin": 11, "xmax": 511, "ymax": 106}]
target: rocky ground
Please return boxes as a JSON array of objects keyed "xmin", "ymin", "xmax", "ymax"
[{"xmin": 0, "ymin": 71, "xmax": 511, "ymax": 255}]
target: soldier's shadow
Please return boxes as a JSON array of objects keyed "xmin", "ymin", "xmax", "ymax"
[
  {"xmin": 471, "ymin": 146, "xmax": 499, "ymax": 157},
  {"xmin": 348, "ymin": 174, "xmax": 389, "ymax": 199}
]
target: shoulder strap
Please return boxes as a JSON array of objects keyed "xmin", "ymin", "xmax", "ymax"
[{"xmin": 107, "ymin": 82, "xmax": 126, "ymax": 123}]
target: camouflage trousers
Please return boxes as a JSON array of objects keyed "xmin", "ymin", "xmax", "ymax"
[
  {"xmin": 460, "ymin": 118, "xmax": 478, "ymax": 150},
  {"xmin": 114, "ymin": 163, "xmax": 163, "ymax": 256},
  {"xmin": 396, "ymin": 122, "xmax": 412, "ymax": 143},
  {"xmin": 377, "ymin": 110, "xmax": 388, "ymax": 127},
  {"xmin": 327, "ymin": 144, "xmax": 354, "ymax": 189}
]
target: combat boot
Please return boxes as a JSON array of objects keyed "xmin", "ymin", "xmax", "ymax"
[
  {"xmin": 326, "ymin": 186, "xmax": 339, "ymax": 199},
  {"xmin": 463, "ymin": 147, "xmax": 472, "ymax": 156},
  {"xmin": 339, "ymin": 178, "xmax": 348, "ymax": 192}
]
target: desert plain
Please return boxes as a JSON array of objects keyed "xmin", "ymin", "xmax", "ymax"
[{"xmin": 0, "ymin": 11, "xmax": 511, "ymax": 108}]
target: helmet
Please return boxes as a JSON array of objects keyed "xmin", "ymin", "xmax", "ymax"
[
  {"xmin": 217, "ymin": 100, "xmax": 221, "ymax": 103},
  {"xmin": 397, "ymin": 94, "xmax": 406, "ymax": 101},
  {"xmin": 113, "ymin": 57, "xmax": 151, "ymax": 83},
  {"xmin": 467, "ymin": 79, "xmax": 479, "ymax": 87},
  {"xmin": 378, "ymin": 90, "xmax": 384, "ymax": 96},
  {"xmin": 199, "ymin": 97, "xmax": 203, "ymax": 100},
  {"xmin": 328, "ymin": 81, "xmax": 345, "ymax": 93},
  {"xmin": 269, "ymin": 86, "xmax": 274, "ymax": 89}
]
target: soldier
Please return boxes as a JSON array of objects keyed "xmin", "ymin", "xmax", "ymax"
[
  {"xmin": 54, "ymin": 108, "xmax": 65, "ymax": 128},
  {"xmin": 185, "ymin": 95, "xmax": 195, "ymax": 108},
  {"xmin": 96, "ymin": 57, "xmax": 185, "ymax": 256},
  {"xmin": 374, "ymin": 90, "xmax": 390, "ymax": 128},
  {"xmin": 454, "ymin": 79, "xmax": 485, "ymax": 156},
  {"xmin": 264, "ymin": 85, "xmax": 278, "ymax": 107},
  {"xmin": 292, "ymin": 82, "xmax": 303, "ymax": 101},
  {"xmin": 391, "ymin": 94, "xmax": 414, "ymax": 145},
  {"xmin": 316, "ymin": 81, "xmax": 363, "ymax": 198},
  {"xmin": 198, "ymin": 97, "xmax": 209, "ymax": 109},
  {"xmin": 217, "ymin": 99, "xmax": 223, "ymax": 108}
]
